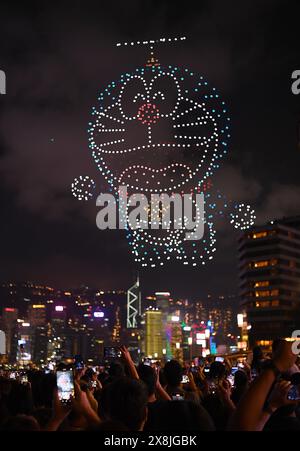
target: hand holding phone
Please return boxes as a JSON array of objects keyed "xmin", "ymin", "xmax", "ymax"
[
  {"xmin": 104, "ymin": 346, "xmax": 121, "ymax": 359},
  {"xmin": 56, "ymin": 370, "xmax": 75, "ymax": 403},
  {"xmin": 181, "ymin": 375, "xmax": 189, "ymax": 384},
  {"xmin": 287, "ymin": 384, "xmax": 300, "ymax": 401}
]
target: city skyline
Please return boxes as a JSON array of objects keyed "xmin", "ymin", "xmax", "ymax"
[{"xmin": 0, "ymin": 1, "xmax": 300, "ymax": 298}]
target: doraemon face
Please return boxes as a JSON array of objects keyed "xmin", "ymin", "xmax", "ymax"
[{"xmin": 88, "ymin": 65, "xmax": 230, "ymax": 195}]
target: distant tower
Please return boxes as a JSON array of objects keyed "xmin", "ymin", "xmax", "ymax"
[{"xmin": 127, "ymin": 274, "xmax": 141, "ymax": 328}]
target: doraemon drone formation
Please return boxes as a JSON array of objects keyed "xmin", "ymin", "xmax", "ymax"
[{"xmin": 72, "ymin": 36, "xmax": 255, "ymax": 268}]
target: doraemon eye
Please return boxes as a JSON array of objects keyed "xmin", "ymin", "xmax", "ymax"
[
  {"xmin": 118, "ymin": 75, "xmax": 149, "ymax": 120},
  {"xmin": 133, "ymin": 92, "xmax": 147, "ymax": 103},
  {"xmin": 148, "ymin": 72, "xmax": 181, "ymax": 117}
]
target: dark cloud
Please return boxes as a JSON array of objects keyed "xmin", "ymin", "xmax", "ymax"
[{"xmin": 0, "ymin": 0, "xmax": 299, "ymax": 297}]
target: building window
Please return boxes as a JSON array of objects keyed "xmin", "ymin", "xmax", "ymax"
[
  {"xmin": 252, "ymin": 231, "xmax": 268, "ymax": 239},
  {"xmin": 254, "ymin": 281, "xmax": 270, "ymax": 288},
  {"xmin": 271, "ymin": 300, "xmax": 279, "ymax": 306},
  {"xmin": 254, "ymin": 261, "xmax": 269, "ymax": 268},
  {"xmin": 256, "ymin": 340, "xmax": 272, "ymax": 347},
  {"xmin": 255, "ymin": 290, "xmax": 270, "ymax": 297},
  {"xmin": 255, "ymin": 301, "xmax": 271, "ymax": 308}
]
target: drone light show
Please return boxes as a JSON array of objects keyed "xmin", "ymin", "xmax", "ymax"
[{"xmin": 73, "ymin": 36, "xmax": 255, "ymax": 268}]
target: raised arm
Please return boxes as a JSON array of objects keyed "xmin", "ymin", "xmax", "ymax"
[
  {"xmin": 120, "ymin": 345, "xmax": 139, "ymax": 380},
  {"xmin": 229, "ymin": 340, "xmax": 297, "ymax": 431}
]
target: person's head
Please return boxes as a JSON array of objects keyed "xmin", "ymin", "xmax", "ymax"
[
  {"xmin": 84, "ymin": 368, "xmax": 96, "ymax": 380},
  {"xmin": 272, "ymin": 338, "xmax": 285, "ymax": 356},
  {"xmin": 108, "ymin": 362, "xmax": 125, "ymax": 380},
  {"xmin": 99, "ymin": 377, "xmax": 148, "ymax": 431},
  {"xmin": 209, "ymin": 361, "xmax": 226, "ymax": 380},
  {"xmin": 234, "ymin": 370, "xmax": 248, "ymax": 389},
  {"xmin": 1, "ymin": 415, "xmax": 40, "ymax": 431},
  {"xmin": 252, "ymin": 346, "xmax": 263, "ymax": 361},
  {"xmin": 137, "ymin": 364, "xmax": 156, "ymax": 399},
  {"xmin": 163, "ymin": 360, "xmax": 183, "ymax": 388},
  {"xmin": 32, "ymin": 407, "xmax": 53, "ymax": 429},
  {"xmin": 146, "ymin": 400, "xmax": 215, "ymax": 431}
]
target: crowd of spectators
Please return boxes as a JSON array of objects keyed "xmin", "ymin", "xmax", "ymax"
[{"xmin": 0, "ymin": 340, "xmax": 300, "ymax": 431}]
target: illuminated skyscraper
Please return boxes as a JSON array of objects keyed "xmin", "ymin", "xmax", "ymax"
[
  {"xmin": 2, "ymin": 307, "xmax": 18, "ymax": 362},
  {"xmin": 127, "ymin": 275, "xmax": 141, "ymax": 328},
  {"xmin": 112, "ymin": 306, "xmax": 121, "ymax": 343},
  {"xmin": 145, "ymin": 308, "xmax": 163, "ymax": 358},
  {"xmin": 238, "ymin": 216, "xmax": 300, "ymax": 347},
  {"xmin": 28, "ymin": 304, "xmax": 46, "ymax": 327}
]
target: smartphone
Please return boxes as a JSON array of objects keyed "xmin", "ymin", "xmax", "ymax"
[
  {"xmin": 181, "ymin": 375, "xmax": 189, "ymax": 384},
  {"xmin": 251, "ymin": 368, "xmax": 257, "ymax": 379},
  {"xmin": 21, "ymin": 375, "xmax": 28, "ymax": 384},
  {"xmin": 198, "ymin": 357, "xmax": 205, "ymax": 367},
  {"xmin": 204, "ymin": 366, "xmax": 210, "ymax": 374},
  {"xmin": 227, "ymin": 375, "xmax": 234, "ymax": 386},
  {"xmin": 56, "ymin": 370, "xmax": 75, "ymax": 403},
  {"xmin": 215, "ymin": 357, "xmax": 224, "ymax": 363},
  {"xmin": 231, "ymin": 366, "xmax": 238, "ymax": 375},
  {"xmin": 208, "ymin": 381, "xmax": 217, "ymax": 395},
  {"xmin": 287, "ymin": 385, "xmax": 300, "ymax": 401},
  {"xmin": 89, "ymin": 380, "xmax": 97, "ymax": 389},
  {"xmin": 103, "ymin": 347, "xmax": 121, "ymax": 359},
  {"xmin": 237, "ymin": 362, "xmax": 244, "ymax": 368},
  {"xmin": 172, "ymin": 394, "xmax": 184, "ymax": 401},
  {"xmin": 74, "ymin": 355, "xmax": 84, "ymax": 370},
  {"xmin": 9, "ymin": 372, "xmax": 16, "ymax": 379}
]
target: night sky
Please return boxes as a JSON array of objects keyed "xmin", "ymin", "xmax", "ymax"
[{"xmin": 0, "ymin": 0, "xmax": 300, "ymax": 299}]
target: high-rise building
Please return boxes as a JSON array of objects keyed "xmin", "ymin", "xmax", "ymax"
[
  {"xmin": 145, "ymin": 308, "xmax": 163, "ymax": 358},
  {"xmin": 165, "ymin": 314, "xmax": 183, "ymax": 362},
  {"xmin": 28, "ymin": 304, "xmax": 46, "ymax": 327},
  {"xmin": 127, "ymin": 276, "xmax": 141, "ymax": 328},
  {"xmin": 2, "ymin": 307, "xmax": 18, "ymax": 361},
  {"xmin": 238, "ymin": 216, "xmax": 300, "ymax": 347},
  {"xmin": 32, "ymin": 325, "xmax": 48, "ymax": 364},
  {"xmin": 155, "ymin": 292, "xmax": 170, "ymax": 351}
]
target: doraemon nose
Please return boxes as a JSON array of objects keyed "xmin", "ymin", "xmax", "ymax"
[{"xmin": 137, "ymin": 103, "xmax": 159, "ymax": 125}]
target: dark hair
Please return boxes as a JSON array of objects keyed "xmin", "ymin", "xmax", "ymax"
[
  {"xmin": 84, "ymin": 368, "xmax": 96, "ymax": 380},
  {"xmin": 32, "ymin": 407, "xmax": 53, "ymax": 429},
  {"xmin": 234, "ymin": 370, "xmax": 248, "ymax": 388},
  {"xmin": 209, "ymin": 361, "xmax": 226, "ymax": 380},
  {"xmin": 252, "ymin": 346, "xmax": 263, "ymax": 361},
  {"xmin": 163, "ymin": 360, "xmax": 183, "ymax": 387},
  {"xmin": 272, "ymin": 338, "xmax": 285, "ymax": 355},
  {"xmin": 137, "ymin": 364, "xmax": 156, "ymax": 397},
  {"xmin": 1, "ymin": 414, "xmax": 40, "ymax": 431},
  {"xmin": 108, "ymin": 362, "xmax": 125, "ymax": 380},
  {"xmin": 231, "ymin": 370, "xmax": 249, "ymax": 406},
  {"xmin": 146, "ymin": 400, "xmax": 215, "ymax": 431},
  {"xmin": 99, "ymin": 377, "xmax": 148, "ymax": 431}
]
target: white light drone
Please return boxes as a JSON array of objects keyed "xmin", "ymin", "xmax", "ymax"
[{"xmin": 72, "ymin": 36, "xmax": 256, "ymax": 268}]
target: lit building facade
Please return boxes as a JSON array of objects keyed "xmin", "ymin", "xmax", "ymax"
[
  {"xmin": 145, "ymin": 308, "xmax": 163, "ymax": 358},
  {"xmin": 238, "ymin": 216, "xmax": 300, "ymax": 347}
]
